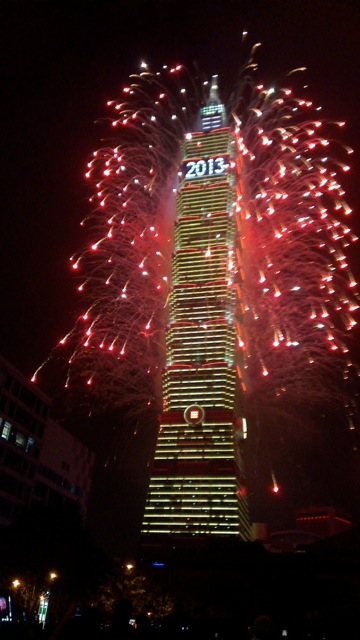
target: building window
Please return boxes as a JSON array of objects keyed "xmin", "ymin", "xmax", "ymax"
[
  {"xmin": 15, "ymin": 432, "xmax": 26, "ymax": 449},
  {"xmin": 0, "ymin": 495, "xmax": 14, "ymax": 519},
  {"xmin": 1, "ymin": 421, "xmax": 12, "ymax": 441},
  {"xmin": 26, "ymin": 438, "xmax": 35, "ymax": 454},
  {"xmin": 3, "ymin": 374, "xmax": 12, "ymax": 391}
]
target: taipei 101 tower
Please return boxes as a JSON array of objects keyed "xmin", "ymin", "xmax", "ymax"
[{"xmin": 141, "ymin": 77, "xmax": 251, "ymax": 542}]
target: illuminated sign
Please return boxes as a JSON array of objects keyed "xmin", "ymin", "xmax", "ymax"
[
  {"xmin": 184, "ymin": 404, "xmax": 205, "ymax": 426},
  {"xmin": 182, "ymin": 155, "xmax": 229, "ymax": 180}
]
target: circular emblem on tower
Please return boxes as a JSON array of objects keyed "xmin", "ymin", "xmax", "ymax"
[{"xmin": 184, "ymin": 404, "xmax": 205, "ymax": 426}]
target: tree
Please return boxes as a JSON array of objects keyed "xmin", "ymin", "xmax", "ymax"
[{"xmin": 1, "ymin": 501, "xmax": 111, "ymax": 621}]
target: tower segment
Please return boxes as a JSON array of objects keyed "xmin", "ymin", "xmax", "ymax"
[{"xmin": 141, "ymin": 77, "xmax": 251, "ymax": 541}]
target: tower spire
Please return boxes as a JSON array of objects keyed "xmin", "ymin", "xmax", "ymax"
[
  {"xmin": 201, "ymin": 75, "xmax": 226, "ymax": 131},
  {"xmin": 208, "ymin": 75, "xmax": 221, "ymax": 105}
]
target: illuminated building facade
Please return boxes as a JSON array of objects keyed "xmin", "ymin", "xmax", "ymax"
[{"xmin": 141, "ymin": 78, "xmax": 251, "ymax": 540}]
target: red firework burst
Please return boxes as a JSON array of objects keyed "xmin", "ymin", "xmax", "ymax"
[{"xmin": 32, "ymin": 52, "xmax": 359, "ymax": 424}]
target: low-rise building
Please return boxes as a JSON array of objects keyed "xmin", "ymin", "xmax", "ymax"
[{"xmin": 0, "ymin": 356, "xmax": 94, "ymax": 527}]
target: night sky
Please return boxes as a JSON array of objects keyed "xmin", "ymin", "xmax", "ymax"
[{"xmin": 1, "ymin": 0, "xmax": 360, "ymax": 557}]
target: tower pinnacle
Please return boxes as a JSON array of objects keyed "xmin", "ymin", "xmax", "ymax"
[
  {"xmin": 207, "ymin": 75, "xmax": 221, "ymax": 106},
  {"xmin": 201, "ymin": 75, "xmax": 226, "ymax": 131}
]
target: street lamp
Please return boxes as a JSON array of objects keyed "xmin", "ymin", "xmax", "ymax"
[{"xmin": 37, "ymin": 571, "xmax": 58, "ymax": 628}]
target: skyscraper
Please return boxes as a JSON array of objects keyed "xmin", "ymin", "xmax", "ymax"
[{"xmin": 141, "ymin": 78, "xmax": 251, "ymax": 541}]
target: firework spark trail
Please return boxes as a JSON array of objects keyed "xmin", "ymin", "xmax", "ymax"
[
  {"xmin": 232, "ymin": 79, "xmax": 358, "ymax": 409},
  {"xmin": 33, "ymin": 54, "xmax": 358, "ymax": 420},
  {"xmin": 33, "ymin": 64, "xmax": 206, "ymax": 415}
]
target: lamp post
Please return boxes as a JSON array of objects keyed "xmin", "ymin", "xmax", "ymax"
[
  {"xmin": 7, "ymin": 579, "xmax": 22, "ymax": 622},
  {"xmin": 37, "ymin": 571, "xmax": 58, "ymax": 628}
]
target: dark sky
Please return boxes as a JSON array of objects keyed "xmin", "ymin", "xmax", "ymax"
[{"xmin": 1, "ymin": 0, "xmax": 360, "ymax": 557}]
